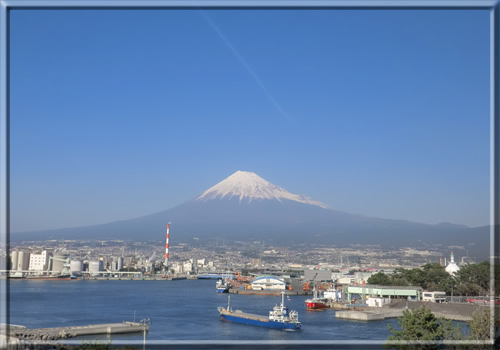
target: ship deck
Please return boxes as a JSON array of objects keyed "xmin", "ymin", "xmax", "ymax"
[{"xmin": 222, "ymin": 310, "xmax": 269, "ymax": 323}]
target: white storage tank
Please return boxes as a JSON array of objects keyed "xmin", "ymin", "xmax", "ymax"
[
  {"xmin": 10, "ymin": 250, "xmax": 18, "ymax": 271},
  {"xmin": 16, "ymin": 251, "xmax": 30, "ymax": 271},
  {"xmin": 89, "ymin": 260, "xmax": 103, "ymax": 276},
  {"xmin": 70, "ymin": 260, "xmax": 83, "ymax": 275}
]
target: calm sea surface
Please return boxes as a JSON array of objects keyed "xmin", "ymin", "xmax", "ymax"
[{"xmin": 9, "ymin": 279, "xmax": 402, "ymax": 346}]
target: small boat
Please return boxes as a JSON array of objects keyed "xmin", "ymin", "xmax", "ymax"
[
  {"xmin": 216, "ymin": 278, "xmax": 232, "ymax": 293},
  {"xmin": 217, "ymin": 291, "xmax": 302, "ymax": 330},
  {"xmin": 305, "ymin": 287, "xmax": 329, "ymax": 310}
]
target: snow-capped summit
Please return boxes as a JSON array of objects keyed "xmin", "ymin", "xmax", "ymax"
[{"xmin": 196, "ymin": 170, "xmax": 328, "ymax": 208}]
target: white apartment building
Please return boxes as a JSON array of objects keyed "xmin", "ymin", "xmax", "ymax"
[
  {"xmin": 183, "ymin": 261, "xmax": 193, "ymax": 274},
  {"xmin": 171, "ymin": 262, "xmax": 184, "ymax": 274}
]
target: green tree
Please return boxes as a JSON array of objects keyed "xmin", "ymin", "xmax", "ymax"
[
  {"xmin": 467, "ymin": 309, "xmax": 496, "ymax": 341},
  {"xmin": 420, "ymin": 263, "xmax": 454, "ymax": 292},
  {"xmin": 367, "ymin": 271, "xmax": 392, "ymax": 285},
  {"xmin": 388, "ymin": 264, "xmax": 454, "ymax": 293},
  {"xmin": 388, "ymin": 268, "xmax": 411, "ymax": 286},
  {"xmin": 388, "ymin": 306, "xmax": 443, "ymax": 342},
  {"xmin": 406, "ymin": 267, "xmax": 426, "ymax": 287},
  {"xmin": 387, "ymin": 306, "xmax": 499, "ymax": 350},
  {"xmin": 441, "ymin": 319, "xmax": 464, "ymax": 341},
  {"xmin": 387, "ymin": 306, "xmax": 467, "ymax": 349},
  {"xmin": 454, "ymin": 262, "xmax": 490, "ymax": 296}
]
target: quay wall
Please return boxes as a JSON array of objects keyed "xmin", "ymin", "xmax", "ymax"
[
  {"xmin": 229, "ymin": 289, "xmax": 311, "ymax": 296},
  {"xmin": 384, "ymin": 300, "xmax": 496, "ymax": 321},
  {"xmin": 4, "ymin": 322, "xmax": 147, "ymax": 347}
]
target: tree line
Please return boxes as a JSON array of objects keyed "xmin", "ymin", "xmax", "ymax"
[
  {"xmin": 367, "ymin": 262, "xmax": 495, "ymax": 296},
  {"xmin": 387, "ymin": 306, "xmax": 498, "ymax": 348}
]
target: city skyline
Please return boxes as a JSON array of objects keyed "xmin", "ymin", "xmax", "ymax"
[{"xmin": 10, "ymin": 8, "xmax": 491, "ymax": 233}]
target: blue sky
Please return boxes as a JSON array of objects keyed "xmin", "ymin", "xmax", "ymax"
[{"xmin": 10, "ymin": 9, "xmax": 490, "ymax": 232}]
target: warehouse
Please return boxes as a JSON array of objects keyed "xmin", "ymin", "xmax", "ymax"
[
  {"xmin": 346, "ymin": 284, "xmax": 422, "ymax": 302},
  {"xmin": 251, "ymin": 275, "xmax": 286, "ymax": 290}
]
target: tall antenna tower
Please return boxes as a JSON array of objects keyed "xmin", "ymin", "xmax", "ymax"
[{"xmin": 164, "ymin": 222, "xmax": 171, "ymax": 272}]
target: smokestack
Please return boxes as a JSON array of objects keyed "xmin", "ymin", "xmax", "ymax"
[{"xmin": 165, "ymin": 223, "xmax": 170, "ymax": 271}]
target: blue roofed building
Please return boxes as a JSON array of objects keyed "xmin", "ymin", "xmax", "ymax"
[{"xmin": 251, "ymin": 275, "xmax": 286, "ymax": 290}]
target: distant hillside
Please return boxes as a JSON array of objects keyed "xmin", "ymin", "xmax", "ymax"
[{"xmin": 12, "ymin": 171, "xmax": 490, "ymax": 259}]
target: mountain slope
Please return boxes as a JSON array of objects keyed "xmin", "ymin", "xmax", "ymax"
[{"xmin": 11, "ymin": 171, "xmax": 489, "ymax": 258}]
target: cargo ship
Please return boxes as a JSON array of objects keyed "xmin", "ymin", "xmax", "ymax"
[
  {"xmin": 25, "ymin": 274, "xmax": 78, "ymax": 280},
  {"xmin": 217, "ymin": 292, "xmax": 302, "ymax": 330}
]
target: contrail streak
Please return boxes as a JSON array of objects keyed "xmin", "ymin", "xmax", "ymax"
[{"xmin": 199, "ymin": 11, "xmax": 293, "ymax": 122}]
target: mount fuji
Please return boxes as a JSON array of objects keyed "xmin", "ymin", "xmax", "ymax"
[
  {"xmin": 197, "ymin": 170, "xmax": 328, "ymax": 208},
  {"xmin": 12, "ymin": 171, "xmax": 489, "ymax": 254}
]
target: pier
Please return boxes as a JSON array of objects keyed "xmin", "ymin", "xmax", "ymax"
[
  {"xmin": 229, "ymin": 289, "xmax": 311, "ymax": 296},
  {"xmin": 5, "ymin": 321, "xmax": 148, "ymax": 342},
  {"xmin": 333, "ymin": 300, "xmax": 498, "ymax": 322},
  {"xmin": 335, "ymin": 309, "xmax": 403, "ymax": 321}
]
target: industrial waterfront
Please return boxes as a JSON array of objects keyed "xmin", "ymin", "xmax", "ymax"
[{"xmin": 3, "ymin": 237, "xmax": 494, "ymax": 347}]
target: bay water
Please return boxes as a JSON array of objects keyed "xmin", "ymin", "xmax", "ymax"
[{"xmin": 9, "ymin": 278, "xmax": 401, "ymax": 346}]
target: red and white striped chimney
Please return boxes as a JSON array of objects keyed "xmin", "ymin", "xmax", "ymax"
[{"xmin": 165, "ymin": 223, "xmax": 170, "ymax": 271}]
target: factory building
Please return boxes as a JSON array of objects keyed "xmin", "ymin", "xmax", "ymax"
[
  {"xmin": 304, "ymin": 269, "xmax": 333, "ymax": 282},
  {"xmin": 346, "ymin": 284, "xmax": 422, "ymax": 302},
  {"xmin": 111, "ymin": 257, "xmax": 126, "ymax": 271},
  {"xmin": 29, "ymin": 250, "xmax": 52, "ymax": 273},
  {"xmin": 251, "ymin": 276, "xmax": 286, "ymax": 290},
  {"xmin": 171, "ymin": 262, "xmax": 184, "ymax": 275},
  {"xmin": 197, "ymin": 259, "xmax": 206, "ymax": 268}
]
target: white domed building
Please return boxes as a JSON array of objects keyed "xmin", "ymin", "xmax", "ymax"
[{"xmin": 445, "ymin": 251, "xmax": 460, "ymax": 275}]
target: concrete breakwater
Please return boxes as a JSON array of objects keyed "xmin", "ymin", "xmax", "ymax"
[
  {"xmin": 336, "ymin": 309, "xmax": 404, "ymax": 321},
  {"xmin": 5, "ymin": 322, "xmax": 147, "ymax": 342},
  {"xmin": 336, "ymin": 300, "xmax": 497, "ymax": 322},
  {"xmin": 385, "ymin": 300, "xmax": 496, "ymax": 321}
]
